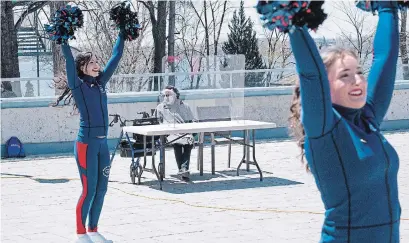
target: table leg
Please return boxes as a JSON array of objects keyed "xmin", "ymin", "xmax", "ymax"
[
  {"xmin": 211, "ymin": 133, "xmax": 216, "ymax": 175},
  {"xmin": 245, "ymin": 130, "xmax": 250, "ymax": 172},
  {"xmin": 196, "ymin": 133, "xmax": 201, "ymax": 170},
  {"xmin": 236, "ymin": 129, "xmax": 263, "ymax": 181},
  {"xmin": 150, "ymin": 136, "xmax": 162, "ymax": 190},
  {"xmin": 236, "ymin": 130, "xmax": 247, "ymax": 176},
  {"xmin": 199, "ymin": 133, "xmax": 204, "ymax": 176},
  {"xmin": 143, "ymin": 135, "xmax": 147, "ymax": 169},
  {"xmin": 251, "ymin": 130, "xmax": 263, "ymax": 181},
  {"xmin": 160, "ymin": 135, "xmax": 166, "ymax": 179},
  {"xmin": 126, "ymin": 132, "xmax": 141, "ymax": 184}
]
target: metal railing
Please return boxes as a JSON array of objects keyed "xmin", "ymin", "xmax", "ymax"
[
  {"xmin": 1, "ymin": 66, "xmax": 409, "ymax": 98},
  {"xmin": 15, "ymin": 4, "xmax": 52, "ymax": 56}
]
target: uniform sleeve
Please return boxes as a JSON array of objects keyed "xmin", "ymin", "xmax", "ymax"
[
  {"xmin": 61, "ymin": 44, "xmax": 80, "ymax": 89},
  {"xmin": 99, "ymin": 33, "xmax": 125, "ymax": 87},
  {"xmin": 289, "ymin": 26, "xmax": 335, "ymax": 137},
  {"xmin": 365, "ymin": 3, "xmax": 399, "ymax": 126}
]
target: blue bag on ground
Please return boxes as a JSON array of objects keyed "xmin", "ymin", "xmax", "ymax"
[{"xmin": 5, "ymin": 136, "xmax": 26, "ymax": 158}]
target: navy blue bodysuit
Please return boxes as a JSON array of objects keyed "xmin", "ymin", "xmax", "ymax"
[
  {"xmin": 289, "ymin": 5, "xmax": 401, "ymax": 243},
  {"xmin": 62, "ymin": 33, "xmax": 124, "ymax": 234}
]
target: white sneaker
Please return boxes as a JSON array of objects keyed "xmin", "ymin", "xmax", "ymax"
[
  {"xmin": 88, "ymin": 232, "xmax": 113, "ymax": 243},
  {"xmin": 178, "ymin": 168, "xmax": 190, "ymax": 180},
  {"xmin": 74, "ymin": 234, "xmax": 93, "ymax": 243}
]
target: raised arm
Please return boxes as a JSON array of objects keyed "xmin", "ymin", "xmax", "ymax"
[
  {"xmin": 61, "ymin": 43, "xmax": 80, "ymax": 89},
  {"xmin": 99, "ymin": 33, "xmax": 125, "ymax": 87},
  {"xmin": 289, "ymin": 27, "xmax": 334, "ymax": 137},
  {"xmin": 365, "ymin": 3, "xmax": 399, "ymax": 126}
]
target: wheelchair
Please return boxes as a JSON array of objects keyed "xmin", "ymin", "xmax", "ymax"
[{"xmin": 109, "ymin": 111, "xmax": 162, "ymax": 185}]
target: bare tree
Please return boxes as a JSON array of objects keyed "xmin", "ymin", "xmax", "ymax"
[
  {"xmin": 72, "ymin": 0, "xmax": 152, "ymax": 92},
  {"xmin": 209, "ymin": 1, "xmax": 229, "ymax": 88},
  {"xmin": 260, "ymin": 28, "xmax": 294, "ymax": 86},
  {"xmin": 14, "ymin": 1, "xmax": 49, "ymax": 29},
  {"xmin": 187, "ymin": 1, "xmax": 231, "ymax": 88},
  {"xmin": 174, "ymin": 1, "xmax": 206, "ymax": 89},
  {"xmin": 139, "ymin": 0, "xmax": 167, "ymax": 91},
  {"xmin": 1, "ymin": 1, "xmax": 49, "ymax": 96},
  {"xmin": 1, "ymin": 1, "xmax": 20, "ymax": 81},
  {"xmin": 167, "ymin": 1, "xmax": 231, "ymax": 89},
  {"xmin": 188, "ymin": 1, "xmax": 211, "ymax": 87},
  {"xmin": 1, "ymin": 1, "xmax": 64, "ymax": 98},
  {"xmin": 49, "ymin": 1, "xmax": 66, "ymax": 95},
  {"xmin": 173, "ymin": 2, "xmax": 198, "ymax": 88},
  {"xmin": 210, "ymin": 1, "xmax": 228, "ymax": 56},
  {"xmin": 333, "ymin": 1, "xmax": 376, "ymax": 71},
  {"xmin": 167, "ymin": 0, "xmax": 176, "ymax": 86}
]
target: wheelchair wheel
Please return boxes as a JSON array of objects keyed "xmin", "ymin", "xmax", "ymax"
[
  {"xmin": 136, "ymin": 165, "xmax": 142, "ymax": 185},
  {"xmin": 158, "ymin": 163, "xmax": 164, "ymax": 181},
  {"xmin": 130, "ymin": 168, "xmax": 136, "ymax": 184}
]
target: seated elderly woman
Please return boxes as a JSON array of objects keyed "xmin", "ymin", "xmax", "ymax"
[{"xmin": 154, "ymin": 85, "xmax": 196, "ymax": 180}]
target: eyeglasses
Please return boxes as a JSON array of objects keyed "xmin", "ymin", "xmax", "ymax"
[{"xmin": 161, "ymin": 93, "xmax": 173, "ymax": 97}]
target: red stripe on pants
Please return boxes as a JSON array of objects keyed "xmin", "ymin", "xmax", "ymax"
[
  {"xmin": 76, "ymin": 142, "xmax": 88, "ymax": 234},
  {"xmin": 76, "ymin": 174, "xmax": 88, "ymax": 234},
  {"xmin": 76, "ymin": 142, "xmax": 88, "ymax": 169}
]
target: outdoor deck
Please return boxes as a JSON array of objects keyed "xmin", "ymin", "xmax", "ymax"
[{"xmin": 1, "ymin": 131, "xmax": 408, "ymax": 243}]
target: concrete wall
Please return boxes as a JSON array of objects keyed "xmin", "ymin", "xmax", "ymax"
[{"xmin": 1, "ymin": 85, "xmax": 408, "ymax": 156}]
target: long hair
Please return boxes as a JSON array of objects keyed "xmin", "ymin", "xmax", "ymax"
[
  {"xmin": 289, "ymin": 83, "xmax": 307, "ymax": 170},
  {"xmin": 289, "ymin": 46, "xmax": 358, "ymax": 171},
  {"xmin": 51, "ymin": 51, "xmax": 95, "ymax": 114},
  {"xmin": 51, "ymin": 74, "xmax": 75, "ymax": 109}
]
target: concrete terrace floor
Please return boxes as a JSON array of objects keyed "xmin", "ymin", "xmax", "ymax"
[{"xmin": 1, "ymin": 131, "xmax": 409, "ymax": 243}]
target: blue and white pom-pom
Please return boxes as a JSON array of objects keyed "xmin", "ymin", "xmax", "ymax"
[
  {"xmin": 44, "ymin": 5, "xmax": 84, "ymax": 45},
  {"xmin": 356, "ymin": 0, "xmax": 409, "ymax": 14},
  {"xmin": 256, "ymin": 1, "xmax": 327, "ymax": 33},
  {"xmin": 109, "ymin": 1, "xmax": 142, "ymax": 41}
]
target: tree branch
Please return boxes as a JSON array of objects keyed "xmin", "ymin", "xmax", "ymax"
[
  {"xmin": 12, "ymin": 1, "xmax": 33, "ymax": 7},
  {"xmin": 214, "ymin": 1, "xmax": 228, "ymax": 56},
  {"xmin": 138, "ymin": 1, "xmax": 156, "ymax": 26},
  {"xmin": 14, "ymin": 1, "xmax": 49, "ymax": 29}
]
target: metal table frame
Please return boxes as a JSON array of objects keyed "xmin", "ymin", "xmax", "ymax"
[
  {"xmin": 110, "ymin": 131, "xmax": 189, "ymax": 190},
  {"xmin": 111, "ymin": 120, "xmax": 276, "ymax": 190},
  {"xmin": 196, "ymin": 129, "xmax": 263, "ymax": 181}
]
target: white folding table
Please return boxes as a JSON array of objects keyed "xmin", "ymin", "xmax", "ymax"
[{"xmin": 121, "ymin": 120, "xmax": 276, "ymax": 189}]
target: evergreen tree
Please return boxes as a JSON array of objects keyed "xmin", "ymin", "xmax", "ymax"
[
  {"xmin": 222, "ymin": 1, "xmax": 265, "ymax": 87},
  {"xmin": 25, "ymin": 81, "xmax": 34, "ymax": 97}
]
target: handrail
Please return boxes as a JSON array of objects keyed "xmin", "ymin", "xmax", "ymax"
[
  {"xmin": 1, "ymin": 68, "xmax": 408, "ymax": 83},
  {"xmin": 17, "ymin": 6, "xmax": 50, "ymax": 52},
  {"xmin": 0, "ymin": 68, "xmax": 296, "ymax": 81},
  {"xmin": 32, "ymin": 9, "xmax": 49, "ymax": 51}
]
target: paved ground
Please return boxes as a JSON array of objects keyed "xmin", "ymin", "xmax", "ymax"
[{"xmin": 1, "ymin": 130, "xmax": 408, "ymax": 243}]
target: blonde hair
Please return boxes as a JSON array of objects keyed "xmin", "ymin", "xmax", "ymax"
[
  {"xmin": 320, "ymin": 46, "xmax": 358, "ymax": 71},
  {"xmin": 289, "ymin": 46, "xmax": 358, "ymax": 171}
]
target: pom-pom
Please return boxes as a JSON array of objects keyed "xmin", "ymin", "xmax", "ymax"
[
  {"xmin": 44, "ymin": 5, "xmax": 84, "ymax": 45},
  {"xmin": 109, "ymin": 1, "xmax": 142, "ymax": 41},
  {"xmin": 256, "ymin": 1, "xmax": 327, "ymax": 33},
  {"xmin": 292, "ymin": 1, "xmax": 327, "ymax": 31},
  {"xmin": 400, "ymin": 0, "xmax": 409, "ymax": 9},
  {"xmin": 356, "ymin": 0, "xmax": 409, "ymax": 14}
]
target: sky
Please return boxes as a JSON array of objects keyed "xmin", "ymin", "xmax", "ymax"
[
  {"xmin": 27, "ymin": 0, "xmax": 383, "ymax": 47},
  {"xmin": 236, "ymin": 0, "xmax": 380, "ymax": 39},
  {"xmin": 16, "ymin": 0, "xmax": 404, "ymax": 96},
  {"xmin": 117, "ymin": 0, "xmax": 381, "ymax": 47}
]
